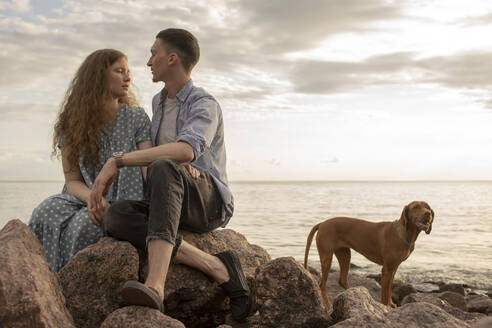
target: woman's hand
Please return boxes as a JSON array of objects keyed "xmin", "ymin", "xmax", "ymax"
[
  {"xmin": 184, "ymin": 164, "xmax": 200, "ymax": 179},
  {"xmin": 89, "ymin": 158, "xmax": 118, "ymax": 222},
  {"xmin": 88, "ymin": 197, "xmax": 110, "ymax": 226}
]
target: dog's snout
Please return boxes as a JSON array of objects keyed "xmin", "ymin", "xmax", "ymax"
[{"xmin": 423, "ymin": 211, "xmax": 431, "ymax": 222}]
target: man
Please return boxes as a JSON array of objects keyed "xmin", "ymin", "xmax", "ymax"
[{"xmin": 89, "ymin": 28, "xmax": 254, "ymax": 321}]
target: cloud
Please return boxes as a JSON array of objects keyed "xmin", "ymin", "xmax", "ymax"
[
  {"xmin": 321, "ymin": 157, "xmax": 340, "ymax": 165},
  {"xmin": 1, "ymin": 0, "xmax": 492, "ymax": 120},
  {"xmin": 0, "ymin": 0, "xmax": 31, "ymax": 13},
  {"xmin": 290, "ymin": 51, "xmax": 416, "ymax": 93},
  {"xmin": 0, "ymin": 0, "xmax": 400, "ymax": 117},
  {"xmin": 0, "ymin": 101, "xmax": 58, "ymax": 121},
  {"xmin": 289, "ymin": 50, "xmax": 492, "ymax": 108},
  {"xmin": 234, "ymin": 0, "xmax": 402, "ymax": 54},
  {"xmin": 461, "ymin": 12, "xmax": 492, "ymax": 25},
  {"xmin": 418, "ymin": 52, "xmax": 492, "ymax": 89},
  {"xmin": 266, "ymin": 158, "xmax": 281, "ymax": 166}
]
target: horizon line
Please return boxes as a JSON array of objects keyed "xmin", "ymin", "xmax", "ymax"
[{"xmin": 1, "ymin": 179, "xmax": 492, "ymax": 183}]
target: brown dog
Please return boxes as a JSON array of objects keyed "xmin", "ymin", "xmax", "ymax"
[{"xmin": 304, "ymin": 201, "xmax": 434, "ymax": 309}]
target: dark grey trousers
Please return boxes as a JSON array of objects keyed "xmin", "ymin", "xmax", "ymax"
[{"xmin": 103, "ymin": 158, "xmax": 224, "ymax": 255}]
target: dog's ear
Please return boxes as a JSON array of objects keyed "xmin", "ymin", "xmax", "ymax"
[
  {"xmin": 426, "ymin": 209, "xmax": 434, "ymax": 234},
  {"xmin": 400, "ymin": 205, "xmax": 409, "ymax": 231}
]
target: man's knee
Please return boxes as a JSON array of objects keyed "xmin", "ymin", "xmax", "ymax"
[
  {"xmin": 103, "ymin": 200, "xmax": 129, "ymax": 236},
  {"xmin": 148, "ymin": 158, "xmax": 182, "ymax": 179}
]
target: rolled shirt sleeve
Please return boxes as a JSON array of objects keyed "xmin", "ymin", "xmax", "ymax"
[{"xmin": 176, "ymin": 97, "xmax": 218, "ymax": 162}]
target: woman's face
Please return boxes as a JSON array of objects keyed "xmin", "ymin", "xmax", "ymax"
[{"xmin": 106, "ymin": 56, "xmax": 131, "ymax": 99}]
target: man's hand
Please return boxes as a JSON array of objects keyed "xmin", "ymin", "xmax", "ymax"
[
  {"xmin": 184, "ymin": 164, "xmax": 200, "ymax": 179},
  {"xmin": 89, "ymin": 158, "xmax": 118, "ymax": 221}
]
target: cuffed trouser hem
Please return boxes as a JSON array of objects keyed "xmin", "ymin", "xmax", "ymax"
[
  {"xmin": 171, "ymin": 234, "xmax": 183, "ymax": 263},
  {"xmin": 145, "ymin": 233, "xmax": 183, "ymax": 263},
  {"xmin": 146, "ymin": 233, "xmax": 175, "ymax": 247}
]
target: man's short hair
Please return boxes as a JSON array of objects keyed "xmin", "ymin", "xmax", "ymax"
[{"xmin": 156, "ymin": 28, "xmax": 200, "ymax": 73}]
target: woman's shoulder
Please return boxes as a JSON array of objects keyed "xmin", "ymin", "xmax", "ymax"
[{"xmin": 120, "ymin": 104, "xmax": 150, "ymax": 118}]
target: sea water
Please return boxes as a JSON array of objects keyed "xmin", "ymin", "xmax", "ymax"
[{"xmin": 1, "ymin": 180, "xmax": 491, "ymax": 289}]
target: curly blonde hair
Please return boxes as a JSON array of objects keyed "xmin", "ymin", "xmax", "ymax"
[{"xmin": 52, "ymin": 49, "xmax": 139, "ymax": 168}]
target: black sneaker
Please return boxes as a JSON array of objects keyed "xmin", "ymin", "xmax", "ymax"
[{"xmin": 215, "ymin": 250, "xmax": 256, "ymax": 322}]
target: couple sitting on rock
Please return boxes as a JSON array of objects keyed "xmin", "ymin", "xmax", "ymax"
[{"xmin": 29, "ymin": 28, "xmax": 254, "ymax": 322}]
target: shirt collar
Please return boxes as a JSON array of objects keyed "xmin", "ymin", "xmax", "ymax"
[
  {"xmin": 176, "ymin": 79, "xmax": 193, "ymax": 104},
  {"xmin": 159, "ymin": 79, "xmax": 194, "ymax": 105}
]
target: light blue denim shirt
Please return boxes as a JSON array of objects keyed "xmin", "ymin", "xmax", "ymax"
[{"xmin": 151, "ymin": 79, "xmax": 233, "ymax": 226}]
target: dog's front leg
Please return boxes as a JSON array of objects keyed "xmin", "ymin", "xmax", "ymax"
[{"xmin": 381, "ymin": 265, "xmax": 397, "ymax": 308}]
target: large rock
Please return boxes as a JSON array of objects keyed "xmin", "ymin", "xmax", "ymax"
[
  {"xmin": 412, "ymin": 282, "xmax": 440, "ymax": 293},
  {"xmin": 307, "ymin": 267, "xmax": 382, "ymax": 304},
  {"xmin": 472, "ymin": 317, "xmax": 492, "ymax": 328},
  {"xmin": 331, "ymin": 286, "xmax": 389, "ymax": 324},
  {"xmin": 139, "ymin": 229, "xmax": 270, "ymax": 328},
  {"xmin": 100, "ymin": 306, "xmax": 185, "ymax": 328},
  {"xmin": 384, "ymin": 303, "xmax": 471, "ymax": 328},
  {"xmin": 402, "ymin": 292, "xmax": 485, "ymax": 323},
  {"xmin": 440, "ymin": 283, "xmax": 466, "ymax": 296},
  {"xmin": 0, "ymin": 219, "xmax": 75, "ymax": 328},
  {"xmin": 466, "ymin": 294, "xmax": 492, "ymax": 314},
  {"xmin": 254, "ymin": 257, "xmax": 331, "ymax": 327},
  {"xmin": 438, "ymin": 291, "xmax": 467, "ymax": 311},
  {"xmin": 58, "ymin": 237, "xmax": 139, "ymax": 328},
  {"xmin": 181, "ymin": 229, "xmax": 271, "ymax": 277},
  {"xmin": 391, "ymin": 283, "xmax": 417, "ymax": 306},
  {"xmin": 331, "ymin": 287, "xmax": 471, "ymax": 327}
]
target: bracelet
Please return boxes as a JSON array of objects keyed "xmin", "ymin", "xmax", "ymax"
[{"xmin": 112, "ymin": 152, "xmax": 124, "ymax": 168}]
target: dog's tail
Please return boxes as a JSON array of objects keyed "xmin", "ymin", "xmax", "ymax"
[{"xmin": 304, "ymin": 222, "xmax": 321, "ymax": 269}]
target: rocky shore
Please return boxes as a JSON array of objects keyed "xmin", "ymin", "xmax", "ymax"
[{"xmin": 0, "ymin": 219, "xmax": 491, "ymax": 328}]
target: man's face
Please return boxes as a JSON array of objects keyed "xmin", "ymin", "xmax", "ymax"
[{"xmin": 147, "ymin": 38, "xmax": 169, "ymax": 82}]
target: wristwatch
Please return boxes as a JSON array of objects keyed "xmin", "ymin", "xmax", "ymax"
[{"xmin": 112, "ymin": 151, "xmax": 124, "ymax": 168}]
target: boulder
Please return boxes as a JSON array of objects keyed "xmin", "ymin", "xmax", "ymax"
[
  {"xmin": 331, "ymin": 287, "xmax": 471, "ymax": 328},
  {"xmin": 385, "ymin": 303, "xmax": 471, "ymax": 328},
  {"xmin": 412, "ymin": 282, "xmax": 440, "ymax": 293},
  {"xmin": 254, "ymin": 257, "xmax": 331, "ymax": 327},
  {"xmin": 162, "ymin": 261, "xmax": 228, "ymax": 328},
  {"xmin": 366, "ymin": 273, "xmax": 382, "ymax": 284},
  {"xmin": 472, "ymin": 317, "xmax": 492, "ymax": 328},
  {"xmin": 332, "ymin": 272, "xmax": 383, "ymax": 303},
  {"xmin": 308, "ymin": 269, "xmax": 382, "ymax": 304},
  {"xmin": 57, "ymin": 237, "xmax": 139, "ymax": 328},
  {"xmin": 438, "ymin": 291, "xmax": 467, "ymax": 311},
  {"xmin": 223, "ymin": 312, "xmax": 262, "ymax": 328},
  {"xmin": 401, "ymin": 292, "xmax": 485, "ymax": 323},
  {"xmin": 0, "ymin": 219, "xmax": 75, "ymax": 328},
  {"xmin": 331, "ymin": 286, "xmax": 389, "ymax": 324},
  {"xmin": 466, "ymin": 294, "xmax": 492, "ymax": 314},
  {"xmin": 141, "ymin": 229, "xmax": 271, "ymax": 328},
  {"xmin": 100, "ymin": 306, "xmax": 185, "ymax": 327},
  {"xmin": 440, "ymin": 283, "xmax": 466, "ymax": 296},
  {"xmin": 391, "ymin": 283, "xmax": 417, "ymax": 306},
  {"xmin": 181, "ymin": 229, "xmax": 271, "ymax": 277}
]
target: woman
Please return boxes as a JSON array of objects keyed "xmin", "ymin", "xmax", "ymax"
[{"xmin": 29, "ymin": 49, "xmax": 153, "ymax": 273}]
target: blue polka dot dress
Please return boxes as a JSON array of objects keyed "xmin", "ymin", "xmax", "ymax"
[{"xmin": 29, "ymin": 105, "xmax": 151, "ymax": 273}]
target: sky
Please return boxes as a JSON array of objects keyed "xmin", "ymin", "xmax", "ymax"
[{"xmin": 1, "ymin": 0, "xmax": 492, "ymax": 181}]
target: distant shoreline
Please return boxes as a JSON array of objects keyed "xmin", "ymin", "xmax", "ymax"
[{"xmin": 1, "ymin": 180, "xmax": 492, "ymax": 183}]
